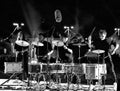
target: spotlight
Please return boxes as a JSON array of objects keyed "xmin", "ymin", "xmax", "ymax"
[
  {"xmin": 70, "ymin": 26, "xmax": 74, "ymax": 29},
  {"xmin": 21, "ymin": 23, "xmax": 24, "ymax": 26},
  {"xmin": 64, "ymin": 26, "xmax": 69, "ymax": 29}
]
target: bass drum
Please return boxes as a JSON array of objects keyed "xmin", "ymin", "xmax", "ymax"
[{"xmin": 67, "ymin": 43, "xmax": 89, "ymax": 63}]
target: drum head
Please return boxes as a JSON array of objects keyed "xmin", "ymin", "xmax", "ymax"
[
  {"xmin": 92, "ymin": 49, "xmax": 105, "ymax": 54},
  {"xmin": 15, "ymin": 40, "xmax": 29, "ymax": 47}
]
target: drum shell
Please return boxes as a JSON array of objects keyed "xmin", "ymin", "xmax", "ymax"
[
  {"xmin": 15, "ymin": 43, "xmax": 28, "ymax": 51},
  {"xmin": 85, "ymin": 51, "xmax": 105, "ymax": 63},
  {"xmin": 85, "ymin": 64, "xmax": 107, "ymax": 80},
  {"xmin": 28, "ymin": 63, "xmax": 41, "ymax": 74},
  {"xmin": 4, "ymin": 62, "xmax": 22, "ymax": 73},
  {"xmin": 63, "ymin": 64, "xmax": 85, "ymax": 74},
  {"xmin": 41, "ymin": 63, "xmax": 63, "ymax": 73}
]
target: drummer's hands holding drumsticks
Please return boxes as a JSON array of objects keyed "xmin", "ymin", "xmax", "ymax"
[
  {"xmin": 63, "ymin": 45, "xmax": 73, "ymax": 54},
  {"xmin": 110, "ymin": 43, "xmax": 119, "ymax": 55}
]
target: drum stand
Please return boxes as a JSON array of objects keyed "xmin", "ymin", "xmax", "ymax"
[
  {"xmin": 20, "ymin": 44, "xmax": 29, "ymax": 86},
  {"xmin": 55, "ymin": 43, "xmax": 61, "ymax": 88},
  {"xmin": 78, "ymin": 45, "xmax": 81, "ymax": 62},
  {"xmin": 77, "ymin": 44, "xmax": 82, "ymax": 88},
  {"xmin": 56, "ymin": 42, "xmax": 61, "ymax": 63},
  {"xmin": 97, "ymin": 52, "xmax": 104, "ymax": 85}
]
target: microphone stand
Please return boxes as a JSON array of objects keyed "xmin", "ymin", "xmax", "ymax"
[{"xmin": 2, "ymin": 26, "xmax": 19, "ymax": 42}]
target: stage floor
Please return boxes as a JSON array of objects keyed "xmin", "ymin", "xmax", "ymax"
[{"xmin": 0, "ymin": 78, "xmax": 117, "ymax": 91}]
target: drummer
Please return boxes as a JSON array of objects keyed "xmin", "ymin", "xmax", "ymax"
[
  {"xmin": 49, "ymin": 34, "xmax": 73, "ymax": 63},
  {"xmin": 31, "ymin": 33, "xmax": 53, "ymax": 63},
  {"xmin": 93, "ymin": 29, "xmax": 109, "ymax": 55},
  {"xmin": 92, "ymin": 29, "xmax": 109, "ymax": 63}
]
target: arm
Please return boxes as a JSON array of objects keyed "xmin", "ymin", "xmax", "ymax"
[
  {"xmin": 63, "ymin": 45, "xmax": 73, "ymax": 54},
  {"xmin": 111, "ymin": 43, "xmax": 119, "ymax": 55}
]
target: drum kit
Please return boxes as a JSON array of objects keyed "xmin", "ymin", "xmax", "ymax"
[{"xmin": 0, "ymin": 29, "xmax": 108, "ymax": 90}]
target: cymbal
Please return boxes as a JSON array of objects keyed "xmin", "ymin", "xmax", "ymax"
[
  {"xmin": 52, "ymin": 40, "xmax": 64, "ymax": 46},
  {"xmin": 73, "ymin": 43, "xmax": 86, "ymax": 46},
  {"xmin": 92, "ymin": 49, "xmax": 105, "ymax": 54},
  {"xmin": 32, "ymin": 42, "xmax": 44, "ymax": 46},
  {"xmin": 15, "ymin": 40, "xmax": 29, "ymax": 47}
]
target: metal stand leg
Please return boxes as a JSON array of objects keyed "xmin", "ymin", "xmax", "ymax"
[{"xmin": 0, "ymin": 72, "xmax": 16, "ymax": 86}]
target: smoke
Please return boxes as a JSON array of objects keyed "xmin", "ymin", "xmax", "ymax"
[
  {"xmin": 73, "ymin": 8, "xmax": 84, "ymax": 34},
  {"xmin": 20, "ymin": 0, "xmax": 43, "ymax": 38},
  {"xmin": 74, "ymin": 7, "xmax": 94, "ymax": 36}
]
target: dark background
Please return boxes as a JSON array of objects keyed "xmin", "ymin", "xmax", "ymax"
[{"xmin": 0, "ymin": 0, "xmax": 120, "ymax": 38}]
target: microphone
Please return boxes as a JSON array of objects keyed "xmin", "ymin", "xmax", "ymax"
[
  {"xmin": 54, "ymin": 9, "xmax": 62, "ymax": 23},
  {"xmin": 13, "ymin": 23, "xmax": 24, "ymax": 29}
]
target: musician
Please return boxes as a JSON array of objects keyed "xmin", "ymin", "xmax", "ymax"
[
  {"xmin": 109, "ymin": 34, "xmax": 120, "ymax": 76},
  {"xmin": 48, "ymin": 35, "xmax": 73, "ymax": 63},
  {"xmin": 93, "ymin": 29, "xmax": 120, "ymax": 83},
  {"xmin": 93, "ymin": 29, "xmax": 119, "ymax": 56},
  {"xmin": 66, "ymin": 33, "xmax": 88, "ymax": 63},
  {"xmin": 32, "ymin": 33, "xmax": 53, "ymax": 63},
  {"xmin": 92, "ymin": 29, "xmax": 109, "ymax": 57},
  {"xmin": 109, "ymin": 35, "xmax": 119, "ymax": 55}
]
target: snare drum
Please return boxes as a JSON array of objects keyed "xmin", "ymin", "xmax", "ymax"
[{"xmin": 28, "ymin": 62, "xmax": 41, "ymax": 74}]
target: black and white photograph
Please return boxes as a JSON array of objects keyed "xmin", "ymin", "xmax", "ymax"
[{"xmin": 0, "ymin": 0, "xmax": 120, "ymax": 91}]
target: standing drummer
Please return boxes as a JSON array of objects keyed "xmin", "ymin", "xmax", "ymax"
[{"xmin": 92, "ymin": 29, "xmax": 109, "ymax": 57}]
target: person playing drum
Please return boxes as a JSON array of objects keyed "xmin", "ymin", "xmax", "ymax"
[
  {"xmin": 31, "ymin": 33, "xmax": 53, "ymax": 63},
  {"xmin": 92, "ymin": 29, "xmax": 109, "ymax": 57}
]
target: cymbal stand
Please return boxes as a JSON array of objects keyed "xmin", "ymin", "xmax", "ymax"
[
  {"xmin": 21, "ymin": 42, "xmax": 28, "ymax": 81},
  {"xmin": 97, "ymin": 53, "xmax": 101, "ymax": 85},
  {"xmin": 45, "ymin": 36, "xmax": 52, "ymax": 89},
  {"xmin": 52, "ymin": 42, "xmax": 61, "ymax": 90},
  {"xmin": 56, "ymin": 42, "xmax": 60, "ymax": 63},
  {"xmin": 77, "ymin": 45, "xmax": 82, "ymax": 89},
  {"xmin": 78, "ymin": 45, "xmax": 81, "ymax": 63}
]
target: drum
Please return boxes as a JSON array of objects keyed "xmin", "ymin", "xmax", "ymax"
[
  {"xmin": 63, "ymin": 63, "xmax": 85, "ymax": 74},
  {"xmin": 85, "ymin": 50, "xmax": 105, "ymax": 63},
  {"xmin": 67, "ymin": 43, "xmax": 88, "ymax": 63},
  {"xmin": 85, "ymin": 64, "xmax": 107, "ymax": 80},
  {"xmin": 41, "ymin": 63, "xmax": 64, "ymax": 73},
  {"xmin": 4, "ymin": 62, "xmax": 22, "ymax": 73},
  {"xmin": 28, "ymin": 62, "xmax": 41, "ymax": 74},
  {"xmin": 15, "ymin": 40, "xmax": 29, "ymax": 52}
]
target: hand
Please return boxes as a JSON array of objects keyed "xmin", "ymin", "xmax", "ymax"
[{"xmin": 111, "ymin": 51, "xmax": 115, "ymax": 55}]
